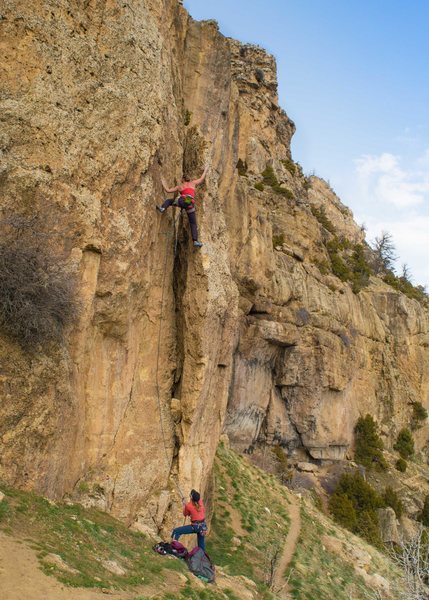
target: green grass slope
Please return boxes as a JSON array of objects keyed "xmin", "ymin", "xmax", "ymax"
[{"xmin": 0, "ymin": 443, "xmax": 409, "ymax": 599}]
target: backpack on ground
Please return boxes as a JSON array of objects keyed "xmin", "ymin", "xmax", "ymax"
[
  {"xmin": 171, "ymin": 540, "xmax": 188, "ymax": 558},
  {"xmin": 153, "ymin": 540, "xmax": 189, "ymax": 559},
  {"xmin": 185, "ymin": 546, "xmax": 216, "ymax": 583}
]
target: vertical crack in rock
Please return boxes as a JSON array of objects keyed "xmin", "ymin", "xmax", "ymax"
[{"xmin": 1, "ymin": 0, "xmax": 428, "ymax": 522}]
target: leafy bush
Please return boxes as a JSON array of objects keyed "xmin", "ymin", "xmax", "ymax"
[
  {"xmin": 411, "ymin": 401, "xmax": 428, "ymax": 429},
  {"xmin": 328, "ymin": 493, "xmax": 357, "ymax": 530},
  {"xmin": 383, "ymin": 486, "xmax": 403, "ymax": 518},
  {"xmin": 395, "ymin": 458, "xmax": 407, "ymax": 472},
  {"xmin": 329, "ymin": 471, "xmax": 383, "ymax": 547},
  {"xmin": 261, "ymin": 166, "xmax": 278, "ymax": 187},
  {"xmin": 272, "ymin": 185, "xmax": 293, "ymax": 198},
  {"xmin": 383, "ymin": 271, "xmax": 429, "ymax": 307},
  {"xmin": 260, "ymin": 166, "xmax": 294, "ymax": 198},
  {"xmin": 0, "ymin": 242, "xmax": 79, "ymax": 348},
  {"xmin": 349, "ymin": 244, "xmax": 372, "ymax": 293},
  {"xmin": 354, "ymin": 414, "xmax": 387, "ymax": 470},
  {"xmin": 310, "ymin": 205, "xmax": 336, "ymax": 235},
  {"xmin": 419, "ymin": 495, "xmax": 429, "ymax": 526},
  {"xmin": 356, "ymin": 510, "xmax": 383, "ymax": 548},
  {"xmin": 280, "ymin": 158, "xmax": 296, "ymax": 175},
  {"xmin": 310, "ymin": 210, "xmax": 373, "ymax": 293},
  {"xmin": 254, "ymin": 182, "xmax": 264, "ymax": 192},
  {"xmin": 327, "ymin": 240, "xmax": 352, "ymax": 282},
  {"xmin": 393, "ymin": 428, "xmax": 414, "ymax": 459}
]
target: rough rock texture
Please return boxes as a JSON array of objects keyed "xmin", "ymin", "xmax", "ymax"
[
  {"xmin": 378, "ymin": 507, "xmax": 400, "ymax": 545},
  {"xmin": 1, "ymin": 0, "xmax": 429, "ymax": 532}
]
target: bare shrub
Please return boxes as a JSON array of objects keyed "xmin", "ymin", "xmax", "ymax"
[
  {"xmin": 0, "ymin": 219, "xmax": 79, "ymax": 348},
  {"xmin": 390, "ymin": 527, "xmax": 429, "ymax": 600}
]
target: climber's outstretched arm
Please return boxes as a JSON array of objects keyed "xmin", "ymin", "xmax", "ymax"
[
  {"xmin": 192, "ymin": 165, "xmax": 209, "ymax": 187},
  {"xmin": 161, "ymin": 177, "xmax": 179, "ymax": 194}
]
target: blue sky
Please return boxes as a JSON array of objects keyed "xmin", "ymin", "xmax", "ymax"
[{"xmin": 184, "ymin": 0, "xmax": 429, "ymax": 288}]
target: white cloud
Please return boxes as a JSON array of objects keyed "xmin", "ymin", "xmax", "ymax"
[{"xmin": 355, "ymin": 150, "xmax": 429, "ymax": 208}]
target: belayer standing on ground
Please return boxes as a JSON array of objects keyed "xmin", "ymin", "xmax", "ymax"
[
  {"xmin": 171, "ymin": 489, "xmax": 208, "ymax": 550},
  {"xmin": 157, "ymin": 166, "xmax": 209, "ymax": 248}
]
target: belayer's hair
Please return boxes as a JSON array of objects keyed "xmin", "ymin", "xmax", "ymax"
[{"xmin": 190, "ymin": 489, "xmax": 201, "ymax": 510}]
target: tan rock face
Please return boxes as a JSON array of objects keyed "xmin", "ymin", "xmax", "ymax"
[{"xmin": 1, "ymin": 0, "xmax": 429, "ymax": 531}]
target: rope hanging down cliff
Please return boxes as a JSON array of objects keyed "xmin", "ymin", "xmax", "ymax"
[{"xmin": 154, "ymin": 207, "xmax": 185, "ymax": 502}]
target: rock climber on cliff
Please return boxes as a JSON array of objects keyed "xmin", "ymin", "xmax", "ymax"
[
  {"xmin": 171, "ymin": 489, "xmax": 208, "ymax": 550},
  {"xmin": 157, "ymin": 166, "xmax": 209, "ymax": 248}
]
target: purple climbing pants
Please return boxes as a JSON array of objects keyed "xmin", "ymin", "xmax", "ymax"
[{"xmin": 161, "ymin": 197, "xmax": 198, "ymax": 242}]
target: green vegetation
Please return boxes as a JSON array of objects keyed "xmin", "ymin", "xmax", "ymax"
[
  {"xmin": 325, "ymin": 239, "xmax": 372, "ymax": 293},
  {"xmin": 393, "ymin": 428, "xmax": 414, "ymax": 460},
  {"xmin": 0, "ymin": 483, "xmax": 188, "ymax": 591},
  {"xmin": 328, "ymin": 472, "xmax": 383, "ymax": 548},
  {"xmin": 164, "ymin": 587, "xmax": 239, "ymax": 600},
  {"xmin": 349, "ymin": 244, "xmax": 372, "ymax": 293},
  {"xmin": 302, "ymin": 176, "xmax": 312, "ymax": 191},
  {"xmin": 395, "ymin": 458, "xmax": 407, "ymax": 472},
  {"xmin": 254, "ymin": 182, "xmax": 264, "ymax": 192},
  {"xmin": 371, "ymin": 232, "xmax": 428, "ymax": 306},
  {"xmin": 328, "ymin": 494, "xmax": 357, "ymax": 531},
  {"xmin": 383, "ymin": 271, "xmax": 429, "ymax": 307},
  {"xmin": 411, "ymin": 401, "xmax": 428, "ymax": 429},
  {"xmin": 272, "ymin": 233, "xmax": 285, "ymax": 248},
  {"xmin": 309, "ymin": 209, "xmax": 372, "ymax": 293},
  {"xmin": 236, "ymin": 159, "xmax": 248, "ymax": 176},
  {"xmin": 259, "ymin": 166, "xmax": 294, "ymax": 198},
  {"xmin": 261, "ymin": 165, "xmax": 278, "ymax": 187},
  {"xmin": 211, "ymin": 443, "xmax": 290, "ymax": 594},
  {"xmin": 183, "ymin": 109, "xmax": 192, "ymax": 126},
  {"xmin": 286, "ymin": 508, "xmax": 372, "ymax": 600},
  {"xmin": 383, "ymin": 487, "xmax": 403, "ymax": 518},
  {"xmin": 310, "ymin": 205, "xmax": 336, "ymax": 235},
  {"xmin": 280, "ymin": 158, "xmax": 296, "ymax": 175},
  {"xmin": 354, "ymin": 415, "xmax": 387, "ymax": 471}
]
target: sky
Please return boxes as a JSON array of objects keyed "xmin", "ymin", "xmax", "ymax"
[{"xmin": 183, "ymin": 0, "xmax": 429, "ymax": 289}]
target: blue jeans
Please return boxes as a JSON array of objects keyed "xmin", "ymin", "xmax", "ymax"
[{"xmin": 172, "ymin": 523, "xmax": 206, "ymax": 551}]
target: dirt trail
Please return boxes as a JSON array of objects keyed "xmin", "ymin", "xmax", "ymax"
[
  {"xmin": 272, "ymin": 495, "xmax": 301, "ymax": 598},
  {"xmin": 0, "ymin": 532, "xmax": 160, "ymax": 600}
]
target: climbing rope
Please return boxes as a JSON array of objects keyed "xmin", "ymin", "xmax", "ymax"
[{"xmin": 154, "ymin": 202, "xmax": 185, "ymax": 502}]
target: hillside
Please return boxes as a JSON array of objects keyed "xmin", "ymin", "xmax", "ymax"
[{"xmin": 0, "ymin": 444, "xmax": 409, "ymax": 599}]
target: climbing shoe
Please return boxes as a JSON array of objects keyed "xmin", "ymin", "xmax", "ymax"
[
  {"xmin": 193, "ymin": 240, "xmax": 203, "ymax": 248},
  {"xmin": 156, "ymin": 205, "xmax": 165, "ymax": 213}
]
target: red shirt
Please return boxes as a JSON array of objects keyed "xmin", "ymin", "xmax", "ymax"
[
  {"xmin": 183, "ymin": 500, "xmax": 205, "ymax": 521},
  {"xmin": 180, "ymin": 187, "xmax": 195, "ymax": 198}
]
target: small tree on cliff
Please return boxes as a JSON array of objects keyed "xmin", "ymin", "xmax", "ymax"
[
  {"xmin": 354, "ymin": 414, "xmax": 387, "ymax": 471},
  {"xmin": 371, "ymin": 230, "xmax": 397, "ymax": 274},
  {"xmin": 393, "ymin": 428, "xmax": 415, "ymax": 460}
]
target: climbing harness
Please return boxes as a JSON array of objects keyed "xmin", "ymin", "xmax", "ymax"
[{"xmin": 154, "ymin": 204, "xmax": 185, "ymax": 503}]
